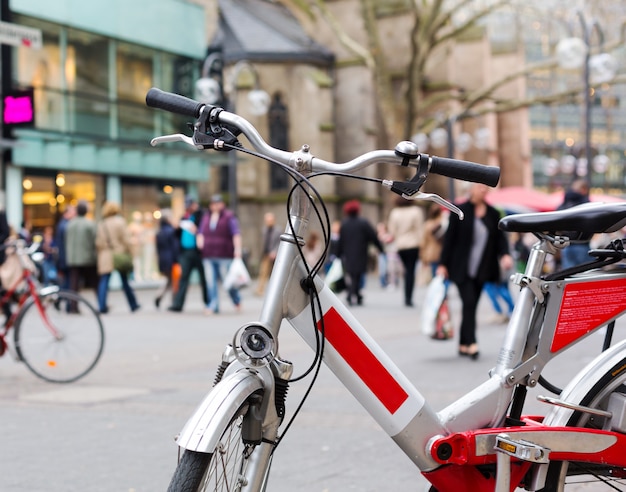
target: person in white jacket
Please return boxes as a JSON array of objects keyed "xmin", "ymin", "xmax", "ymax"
[{"xmin": 387, "ymin": 197, "xmax": 425, "ymax": 307}]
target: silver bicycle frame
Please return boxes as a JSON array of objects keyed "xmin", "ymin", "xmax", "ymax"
[
  {"xmin": 158, "ymin": 110, "xmax": 626, "ymax": 482},
  {"xmin": 255, "ymin": 223, "xmax": 626, "ymax": 473}
]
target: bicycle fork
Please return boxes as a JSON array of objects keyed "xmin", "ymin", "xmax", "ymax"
[{"xmin": 176, "ymin": 343, "xmax": 293, "ymax": 490}]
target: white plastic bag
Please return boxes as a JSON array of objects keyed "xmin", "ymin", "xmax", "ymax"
[
  {"xmin": 223, "ymin": 258, "xmax": 251, "ymax": 290},
  {"xmin": 420, "ymin": 275, "xmax": 447, "ymax": 337},
  {"xmin": 325, "ymin": 258, "xmax": 343, "ymax": 285}
]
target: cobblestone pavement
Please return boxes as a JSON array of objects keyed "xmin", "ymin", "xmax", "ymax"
[{"xmin": 0, "ymin": 277, "xmax": 622, "ymax": 491}]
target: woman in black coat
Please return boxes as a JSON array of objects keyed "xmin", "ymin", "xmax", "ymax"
[
  {"xmin": 154, "ymin": 210, "xmax": 180, "ymax": 308},
  {"xmin": 337, "ymin": 200, "xmax": 384, "ymax": 306},
  {"xmin": 437, "ymin": 183, "xmax": 512, "ymax": 359}
]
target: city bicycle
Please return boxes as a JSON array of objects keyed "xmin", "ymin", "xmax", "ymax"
[
  {"xmin": 146, "ymin": 87, "xmax": 626, "ymax": 491},
  {"xmin": 0, "ymin": 239, "xmax": 105, "ymax": 383}
]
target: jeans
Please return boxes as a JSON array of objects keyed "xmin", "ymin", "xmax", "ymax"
[
  {"xmin": 98, "ymin": 271, "xmax": 139, "ymax": 312},
  {"xmin": 561, "ymin": 243, "xmax": 590, "ymax": 270},
  {"xmin": 203, "ymin": 258, "xmax": 241, "ymax": 313},
  {"xmin": 484, "ymin": 281, "xmax": 514, "ymax": 315}
]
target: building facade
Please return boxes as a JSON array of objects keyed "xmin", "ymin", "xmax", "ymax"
[{"xmin": 3, "ymin": 0, "xmax": 217, "ymax": 279}]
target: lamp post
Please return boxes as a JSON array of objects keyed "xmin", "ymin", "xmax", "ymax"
[
  {"xmin": 412, "ymin": 119, "xmax": 490, "ymax": 202},
  {"xmin": 556, "ymin": 11, "xmax": 616, "ymax": 187},
  {"xmin": 225, "ymin": 61, "xmax": 269, "ymax": 215}
]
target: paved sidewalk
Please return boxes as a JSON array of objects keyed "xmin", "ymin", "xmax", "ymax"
[{"xmin": 0, "ymin": 275, "xmax": 621, "ymax": 491}]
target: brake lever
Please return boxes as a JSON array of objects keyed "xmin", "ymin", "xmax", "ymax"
[
  {"xmin": 403, "ymin": 192, "xmax": 464, "ymax": 220},
  {"xmin": 150, "ymin": 134, "xmax": 196, "ymax": 148}
]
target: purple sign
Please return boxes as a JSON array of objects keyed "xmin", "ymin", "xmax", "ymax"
[{"xmin": 3, "ymin": 88, "xmax": 34, "ymax": 125}]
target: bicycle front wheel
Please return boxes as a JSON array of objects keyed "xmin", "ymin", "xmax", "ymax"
[
  {"xmin": 541, "ymin": 355, "xmax": 626, "ymax": 491},
  {"xmin": 167, "ymin": 397, "xmax": 271, "ymax": 492},
  {"xmin": 14, "ymin": 289, "xmax": 104, "ymax": 383}
]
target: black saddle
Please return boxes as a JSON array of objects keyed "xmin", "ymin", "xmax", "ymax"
[{"xmin": 499, "ymin": 202, "xmax": 626, "ymax": 236}]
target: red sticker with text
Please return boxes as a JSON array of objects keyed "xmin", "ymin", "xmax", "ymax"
[
  {"xmin": 552, "ymin": 278, "xmax": 626, "ymax": 352},
  {"xmin": 317, "ymin": 307, "xmax": 409, "ymax": 413}
]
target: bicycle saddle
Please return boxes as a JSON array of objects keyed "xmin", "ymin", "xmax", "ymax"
[{"xmin": 499, "ymin": 202, "xmax": 626, "ymax": 236}]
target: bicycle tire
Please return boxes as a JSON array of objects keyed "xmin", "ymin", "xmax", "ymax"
[
  {"xmin": 14, "ymin": 289, "xmax": 105, "ymax": 383},
  {"xmin": 167, "ymin": 397, "xmax": 268, "ymax": 492},
  {"xmin": 541, "ymin": 355, "xmax": 626, "ymax": 491}
]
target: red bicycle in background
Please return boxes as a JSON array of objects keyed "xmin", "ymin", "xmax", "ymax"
[{"xmin": 0, "ymin": 239, "xmax": 104, "ymax": 383}]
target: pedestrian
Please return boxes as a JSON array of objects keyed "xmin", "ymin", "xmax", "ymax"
[
  {"xmin": 0, "ymin": 209, "xmax": 12, "ymax": 323},
  {"xmin": 65, "ymin": 200, "xmax": 98, "ymax": 302},
  {"xmin": 511, "ymin": 231, "xmax": 531, "ymax": 273},
  {"xmin": 255, "ymin": 212, "xmax": 282, "ymax": 296},
  {"xmin": 167, "ymin": 195, "xmax": 208, "ymax": 312},
  {"xmin": 154, "ymin": 209, "xmax": 179, "ymax": 308},
  {"xmin": 483, "ymin": 271, "xmax": 515, "ymax": 324},
  {"xmin": 557, "ymin": 178, "xmax": 591, "ymax": 269},
  {"xmin": 323, "ymin": 220, "xmax": 341, "ymax": 275},
  {"xmin": 0, "ymin": 209, "xmax": 9, "ymax": 263},
  {"xmin": 55, "ymin": 204, "xmax": 76, "ymax": 291},
  {"xmin": 376, "ymin": 222, "xmax": 400, "ymax": 288},
  {"xmin": 437, "ymin": 183, "xmax": 513, "ymax": 360},
  {"xmin": 40, "ymin": 225, "xmax": 58, "ymax": 285},
  {"xmin": 95, "ymin": 201, "xmax": 140, "ymax": 314},
  {"xmin": 302, "ymin": 230, "xmax": 325, "ymax": 268},
  {"xmin": 198, "ymin": 194, "xmax": 243, "ymax": 314},
  {"xmin": 420, "ymin": 203, "xmax": 447, "ymax": 280},
  {"xmin": 337, "ymin": 200, "xmax": 384, "ymax": 306},
  {"xmin": 387, "ymin": 197, "xmax": 425, "ymax": 307}
]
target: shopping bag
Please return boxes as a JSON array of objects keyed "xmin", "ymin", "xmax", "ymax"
[
  {"xmin": 0, "ymin": 253, "xmax": 23, "ymax": 290},
  {"xmin": 223, "ymin": 258, "xmax": 251, "ymax": 290},
  {"xmin": 325, "ymin": 258, "xmax": 345, "ymax": 293},
  {"xmin": 113, "ymin": 252, "xmax": 134, "ymax": 274},
  {"xmin": 420, "ymin": 275, "xmax": 447, "ymax": 337},
  {"xmin": 432, "ymin": 296, "xmax": 454, "ymax": 340},
  {"xmin": 171, "ymin": 263, "xmax": 181, "ymax": 294}
]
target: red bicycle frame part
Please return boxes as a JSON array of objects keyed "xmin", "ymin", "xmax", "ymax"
[{"xmin": 425, "ymin": 417, "xmax": 626, "ymax": 491}]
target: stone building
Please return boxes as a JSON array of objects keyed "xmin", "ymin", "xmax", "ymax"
[{"xmin": 202, "ymin": 0, "xmax": 530, "ymax": 271}]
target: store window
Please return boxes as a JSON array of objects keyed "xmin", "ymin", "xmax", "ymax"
[
  {"xmin": 14, "ymin": 15, "xmax": 63, "ymax": 132},
  {"xmin": 13, "ymin": 15, "xmax": 199, "ymax": 142},
  {"xmin": 22, "ymin": 171, "xmax": 103, "ymax": 234},
  {"xmin": 121, "ymin": 179, "xmax": 186, "ymax": 282},
  {"xmin": 117, "ymin": 43, "xmax": 153, "ymax": 141},
  {"xmin": 66, "ymin": 28, "xmax": 110, "ymax": 137}
]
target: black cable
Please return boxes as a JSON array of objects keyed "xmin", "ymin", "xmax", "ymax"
[{"xmin": 222, "ymin": 143, "xmax": 332, "ymax": 450}]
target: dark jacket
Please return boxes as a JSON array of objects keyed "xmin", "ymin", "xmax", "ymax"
[
  {"xmin": 557, "ymin": 190, "xmax": 590, "ymax": 240},
  {"xmin": 558, "ymin": 189, "xmax": 589, "ymax": 211},
  {"xmin": 337, "ymin": 216, "xmax": 383, "ymax": 274},
  {"xmin": 156, "ymin": 221, "xmax": 179, "ymax": 275},
  {"xmin": 439, "ymin": 200, "xmax": 509, "ymax": 285}
]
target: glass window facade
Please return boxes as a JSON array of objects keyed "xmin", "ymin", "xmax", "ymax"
[
  {"xmin": 13, "ymin": 14, "xmax": 199, "ymax": 142},
  {"xmin": 11, "ymin": 13, "xmax": 202, "ymax": 283}
]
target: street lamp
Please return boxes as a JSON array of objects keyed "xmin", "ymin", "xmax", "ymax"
[
  {"xmin": 412, "ymin": 121, "xmax": 490, "ymax": 201},
  {"xmin": 556, "ymin": 11, "xmax": 616, "ymax": 187},
  {"xmin": 226, "ymin": 62, "xmax": 269, "ymax": 215}
]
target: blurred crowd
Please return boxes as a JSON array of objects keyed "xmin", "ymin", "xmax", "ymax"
[{"xmin": 9, "ymin": 180, "xmax": 623, "ymax": 338}]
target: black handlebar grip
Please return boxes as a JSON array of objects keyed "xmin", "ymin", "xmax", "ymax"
[
  {"xmin": 429, "ymin": 156, "xmax": 500, "ymax": 187},
  {"xmin": 145, "ymin": 87, "xmax": 205, "ymax": 118}
]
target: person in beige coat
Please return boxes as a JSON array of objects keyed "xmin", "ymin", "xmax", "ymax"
[
  {"xmin": 95, "ymin": 201, "xmax": 140, "ymax": 314},
  {"xmin": 387, "ymin": 197, "xmax": 425, "ymax": 307}
]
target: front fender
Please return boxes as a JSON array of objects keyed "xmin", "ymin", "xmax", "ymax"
[{"xmin": 176, "ymin": 369, "xmax": 264, "ymax": 453}]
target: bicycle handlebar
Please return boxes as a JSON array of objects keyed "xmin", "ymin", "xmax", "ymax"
[
  {"xmin": 146, "ymin": 87, "xmax": 500, "ymax": 188},
  {"xmin": 146, "ymin": 87, "xmax": 205, "ymax": 118}
]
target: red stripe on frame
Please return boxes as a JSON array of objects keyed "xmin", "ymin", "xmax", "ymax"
[{"xmin": 317, "ymin": 307, "xmax": 409, "ymax": 413}]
